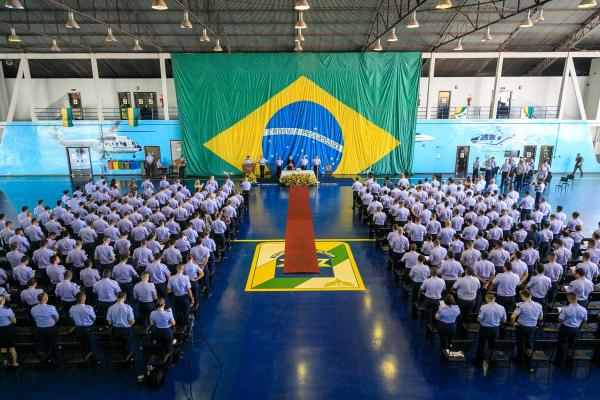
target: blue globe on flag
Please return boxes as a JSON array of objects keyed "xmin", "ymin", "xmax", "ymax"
[{"xmin": 262, "ymin": 100, "xmax": 344, "ymax": 172}]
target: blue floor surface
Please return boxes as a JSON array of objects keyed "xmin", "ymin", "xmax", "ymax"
[{"xmin": 0, "ymin": 175, "xmax": 599, "ymax": 399}]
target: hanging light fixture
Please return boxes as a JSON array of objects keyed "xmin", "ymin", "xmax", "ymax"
[
  {"xmin": 133, "ymin": 39, "xmax": 142, "ymax": 51},
  {"xmin": 151, "ymin": 0, "xmax": 168, "ymax": 10},
  {"xmin": 295, "ymin": 29, "xmax": 305, "ymax": 42},
  {"xmin": 65, "ymin": 11, "xmax": 80, "ymax": 29},
  {"xmin": 294, "ymin": 0, "xmax": 310, "ymax": 11},
  {"xmin": 5, "ymin": 0, "xmax": 24, "ymax": 10},
  {"xmin": 180, "ymin": 11, "xmax": 192, "ymax": 29},
  {"xmin": 199, "ymin": 28, "xmax": 210, "ymax": 42},
  {"xmin": 8, "ymin": 27, "xmax": 21, "ymax": 43},
  {"xmin": 213, "ymin": 39, "xmax": 223, "ymax": 52},
  {"xmin": 436, "ymin": 0, "xmax": 452, "ymax": 9},
  {"xmin": 51, "ymin": 39, "xmax": 60, "ymax": 51},
  {"xmin": 578, "ymin": 0, "xmax": 597, "ymax": 8},
  {"xmin": 519, "ymin": 10, "xmax": 533, "ymax": 28},
  {"xmin": 295, "ymin": 11, "xmax": 307, "ymax": 29},
  {"xmin": 294, "ymin": 40, "xmax": 303, "ymax": 52},
  {"xmin": 373, "ymin": 38, "xmax": 383, "ymax": 51},
  {"xmin": 453, "ymin": 38, "xmax": 463, "ymax": 51},
  {"xmin": 105, "ymin": 27, "xmax": 117, "ymax": 42},
  {"xmin": 480, "ymin": 27, "xmax": 493, "ymax": 42},
  {"xmin": 535, "ymin": 8, "xmax": 545, "ymax": 22},
  {"xmin": 406, "ymin": 11, "xmax": 419, "ymax": 28},
  {"xmin": 387, "ymin": 27, "xmax": 398, "ymax": 42}
]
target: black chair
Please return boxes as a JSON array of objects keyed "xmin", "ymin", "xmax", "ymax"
[
  {"xmin": 60, "ymin": 341, "xmax": 93, "ymax": 366},
  {"xmin": 461, "ymin": 313, "xmax": 480, "ymax": 338},
  {"xmin": 525, "ymin": 339, "xmax": 557, "ymax": 383},
  {"xmin": 579, "ymin": 313, "xmax": 598, "ymax": 338},
  {"xmin": 101, "ymin": 341, "xmax": 133, "ymax": 366},
  {"xmin": 441, "ymin": 339, "xmax": 472, "ymax": 383},
  {"xmin": 14, "ymin": 342, "xmax": 50, "ymax": 367},
  {"xmin": 566, "ymin": 338, "xmax": 600, "ymax": 378},
  {"xmin": 586, "ymin": 292, "xmax": 600, "ymax": 312},
  {"xmin": 486, "ymin": 340, "xmax": 515, "ymax": 378},
  {"xmin": 540, "ymin": 313, "xmax": 560, "ymax": 338}
]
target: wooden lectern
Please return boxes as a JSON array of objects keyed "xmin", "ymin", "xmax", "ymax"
[{"xmin": 242, "ymin": 163, "xmax": 256, "ymax": 175}]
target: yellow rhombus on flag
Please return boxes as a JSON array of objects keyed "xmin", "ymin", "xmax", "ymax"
[{"xmin": 204, "ymin": 76, "xmax": 400, "ymax": 175}]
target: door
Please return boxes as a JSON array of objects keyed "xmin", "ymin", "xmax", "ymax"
[
  {"xmin": 66, "ymin": 147, "xmax": 92, "ymax": 176},
  {"xmin": 539, "ymin": 145, "xmax": 554, "ymax": 167},
  {"xmin": 68, "ymin": 91, "xmax": 84, "ymax": 120},
  {"xmin": 437, "ymin": 91, "xmax": 451, "ymax": 119},
  {"xmin": 497, "ymin": 90, "xmax": 512, "ymax": 119},
  {"xmin": 523, "ymin": 145, "xmax": 537, "ymax": 163},
  {"xmin": 455, "ymin": 146, "xmax": 470, "ymax": 177},
  {"xmin": 170, "ymin": 140, "xmax": 182, "ymax": 163},
  {"xmin": 134, "ymin": 92, "xmax": 159, "ymax": 120},
  {"xmin": 117, "ymin": 92, "xmax": 131, "ymax": 120}
]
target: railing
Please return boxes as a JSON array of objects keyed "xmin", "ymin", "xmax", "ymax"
[
  {"xmin": 34, "ymin": 107, "xmax": 179, "ymax": 121},
  {"xmin": 416, "ymin": 105, "xmax": 559, "ymax": 120}
]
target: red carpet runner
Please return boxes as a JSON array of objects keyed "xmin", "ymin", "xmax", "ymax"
[{"xmin": 283, "ymin": 185, "xmax": 320, "ymax": 274}]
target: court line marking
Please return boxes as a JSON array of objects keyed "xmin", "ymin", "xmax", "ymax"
[{"xmin": 233, "ymin": 238, "xmax": 375, "ymax": 243}]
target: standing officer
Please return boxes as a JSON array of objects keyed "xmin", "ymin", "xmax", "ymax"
[
  {"xmin": 490, "ymin": 261, "xmax": 520, "ymax": 314},
  {"xmin": 452, "ymin": 267, "xmax": 480, "ymax": 335},
  {"xmin": 312, "ymin": 155, "xmax": 321, "ymax": 181},
  {"xmin": 149, "ymin": 297, "xmax": 176, "ymax": 364},
  {"xmin": 420, "ymin": 267, "xmax": 446, "ymax": 334},
  {"xmin": 107, "ymin": 292, "xmax": 143, "ymax": 379},
  {"xmin": 554, "ymin": 292, "xmax": 588, "ymax": 367},
  {"xmin": 472, "ymin": 157, "xmax": 480, "ymax": 182},
  {"xmin": 69, "ymin": 291, "xmax": 104, "ymax": 366},
  {"xmin": 133, "ymin": 271, "xmax": 158, "ymax": 326},
  {"xmin": 573, "ymin": 153, "xmax": 584, "ymax": 177},
  {"xmin": 112, "ymin": 255, "xmax": 139, "ymax": 302},
  {"xmin": 93, "ymin": 269, "xmax": 121, "ymax": 316},
  {"xmin": 146, "ymin": 256, "xmax": 171, "ymax": 300},
  {"xmin": 55, "ymin": 270, "xmax": 79, "ymax": 313},
  {"xmin": 475, "ymin": 292, "xmax": 507, "ymax": 366},
  {"xmin": 258, "ymin": 155, "xmax": 267, "ymax": 180},
  {"xmin": 30, "ymin": 292, "xmax": 61, "ymax": 365},
  {"xmin": 512, "ymin": 289, "xmax": 543, "ymax": 370},
  {"xmin": 435, "ymin": 294, "xmax": 460, "ymax": 354},
  {"xmin": 168, "ymin": 264, "xmax": 194, "ymax": 324},
  {"xmin": 275, "ymin": 156, "xmax": 283, "ymax": 179}
]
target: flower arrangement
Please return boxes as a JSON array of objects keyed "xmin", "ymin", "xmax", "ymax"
[
  {"xmin": 245, "ymin": 172, "xmax": 257, "ymax": 183},
  {"xmin": 280, "ymin": 172, "xmax": 317, "ymax": 186}
]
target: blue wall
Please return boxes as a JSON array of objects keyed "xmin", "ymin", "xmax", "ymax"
[{"xmin": 0, "ymin": 119, "xmax": 596, "ymax": 175}]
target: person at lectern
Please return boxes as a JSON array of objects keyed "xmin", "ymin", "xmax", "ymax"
[
  {"xmin": 287, "ymin": 156, "xmax": 295, "ymax": 171},
  {"xmin": 300, "ymin": 155, "xmax": 309, "ymax": 170},
  {"xmin": 244, "ymin": 156, "xmax": 253, "ymax": 164},
  {"xmin": 258, "ymin": 155, "xmax": 267, "ymax": 179},
  {"xmin": 275, "ymin": 156, "xmax": 283, "ymax": 179},
  {"xmin": 176, "ymin": 156, "xmax": 186, "ymax": 178}
]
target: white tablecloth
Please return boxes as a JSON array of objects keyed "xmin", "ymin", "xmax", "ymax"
[{"xmin": 279, "ymin": 169, "xmax": 316, "ymax": 183}]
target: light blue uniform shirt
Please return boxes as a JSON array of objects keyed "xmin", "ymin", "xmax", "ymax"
[
  {"xmin": 190, "ymin": 244, "xmax": 210, "ymax": 263},
  {"xmin": 162, "ymin": 247, "xmax": 183, "ymax": 265},
  {"xmin": 479, "ymin": 302, "xmax": 507, "ymax": 327},
  {"xmin": 420, "ymin": 277, "xmax": 446, "ymax": 299},
  {"xmin": 543, "ymin": 262, "xmax": 563, "ymax": 282},
  {"xmin": 184, "ymin": 262, "xmax": 202, "ymax": 282},
  {"xmin": 133, "ymin": 247, "xmax": 154, "ymax": 267},
  {"xmin": 514, "ymin": 300, "xmax": 543, "ymax": 327},
  {"xmin": 527, "ymin": 274, "xmax": 552, "ymax": 299},
  {"xmin": 559, "ymin": 303, "xmax": 588, "ymax": 328},
  {"xmin": 31, "ymin": 304, "xmax": 58, "ymax": 328},
  {"xmin": 20, "ymin": 287, "xmax": 43, "ymax": 306},
  {"xmin": 107, "ymin": 302, "xmax": 134, "ymax": 327},
  {"xmin": 112, "ymin": 263, "xmax": 138, "ymax": 283},
  {"xmin": 168, "ymin": 274, "xmax": 192, "ymax": 296},
  {"xmin": 46, "ymin": 264, "xmax": 66, "ymax": 285},
  {"xmin": 95, "ymin": 244, "xmax": 115, "ymax": 265},
  {"xmin": 13, "ymin": 264, "xmax": 33, "ymax": 286},
  {"xmin": 0, "ymin": 307, "xmax": 15, "ymax": 327},
  {"xmin": 145, "ymin": 263, "xmax": 170, "ymax": 284},
  {"xmin": 409, "ymin": 264, "xmax": 430, "ymax": 283},
  {"xmin": 567, "ymin": 278, "xmax": 594, "ymax": 301},
  {"xmin": 437, "ymin": 305, "xmax": 460, "ymax": 324},
  {"xmin": 453, "ymin": 276, "xmax": 480, "ymax": 301},
  {"xmin": 55, "ymin": 280, "xmax": 79, "ymax": 302},
  {"xmin": 67, "ymin": 249, "xmax": 87, "ymax": 268},
  {"xmin": 93, "ymin": 278, "xmax": 121, "ymax": 302},
  {"xmin": 33, "ymin": 247, "xmax": 55, "ymax": 269},
  {"xmin": 493, "ymin": 272, "xmax": 520, "ymax": 296},
  {"xmin": 134, "ymin": 281, "xmax": 157, "ymax": 303},
  {"xmin": 80, "ymin": 268, "xmax": 101, "ymax": 287},
  {"xmin": 511, "ymin": 260, "xmax": 528, "ymax": 278},
  {"xmin": 150, "ymin": 309, "xmax": 174, "ymax": 329},
  {"xmin": 69, "ymin": 304, "xmax": 96, "ymax": 326},
  {"xmin": 439, "ymin": 260, "xmax": 463, "ymax": 280}
]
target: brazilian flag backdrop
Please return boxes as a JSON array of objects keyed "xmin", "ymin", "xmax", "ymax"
[{"xmin": 172, "ymin": 52, "xmax": 421, "ymax": 176}]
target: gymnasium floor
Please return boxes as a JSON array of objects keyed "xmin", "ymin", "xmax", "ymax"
[{"xmin": 1, "ymin": 175, "xmax": 599, "ymax": 400}]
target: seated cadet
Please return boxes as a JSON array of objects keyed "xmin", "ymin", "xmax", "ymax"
[
  {"xmin": 554, "ymin": 292, "xmax": 588, "ymax": 367},
  {"xmin": 133, "ymin": 272, "xmax": 158, "ymax": 326},
  {"xmin": 112, "ymin": 255, "xmax": 138, "ymax": 302},
  {"xmin": 149, "ymin": 297, "xmax": 176, "ymax": 364},
  {"xmin": 106, "ymin": 292, "xmax": 143, "ymax": 379},
  {"xmin": 167, "ymin": 264, "xmax": 194, "ymax": 323},
  {"xmin": 30, "ymin": 292, "xmax": 61, "ymax": 365},
  {"xmin": 0, "ymin": 294, "xmax": 19, "ymax": 367},
  {"xmin": 566, "ymin": 268, "xmax": 594, "ymax": 308},
  {"xmin": 55, "ymin": 270, "xmax": 79, "ymax": 313},
  {"xmin": 490, "ymin": 261, "xmax": 520, "ymax": 314},
  {"xmin": 512, "ymin": 289, "xmax": 543, "ymax": 371},
  {"xmin": 93, "ymin": 269, "xmax": 121, "ymax": 315},
  {"xmin": 475, "ymin": 293, "xmax": 507, "ymax": 366},
  {"xmin": 69, "ymin": 291, "xmax": 105, "ymax": 367},
  {"xmin": 526, "ymin": 264, "xmax": 552, "ymax": 309},
  {"xmin": 435, "ymin": 294, "xmax": 460, "ymax": 355},
  {"xmin": 420, "ymin": 267, "xmax": 446, "ymax": 334}
]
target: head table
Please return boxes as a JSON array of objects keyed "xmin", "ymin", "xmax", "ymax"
[{"xmin": 279, "ymin": 169, "xmax": 317, "ymax": 183}]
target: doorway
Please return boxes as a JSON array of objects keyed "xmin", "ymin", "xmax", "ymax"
[
  {"xmin": 437, "ymin": 91, "xmax": 451, "ymax": 119},
  {"xmin": 539, "ymin": 145, "xmax": 554, "ymax": 167},
  {"xmin": 455, "ymin": 146, "xmax": 470, "ymax": 178},
  {"xmin": 496, "ymin": 90, "xmax": 512, "ymax": 119},
  {"xmin": 66, "ymin": 147, "xmax": 92, "ymax": 176},
  {"xmin": 117, "ymin": 92, "xmax": 131, "ymax": 120},
  {"xmin": 134, "ymin": 92, "xmax": 159, "ymax": 120}
]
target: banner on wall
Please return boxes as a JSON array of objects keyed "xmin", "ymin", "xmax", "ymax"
[{"xmin": 172, "ymin": 52, "xmax": 421, "ymax": 175}]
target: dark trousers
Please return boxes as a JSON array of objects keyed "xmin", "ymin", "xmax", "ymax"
[
  {"xmin": 276, "ymin": 166, "xmax": 282, "ymax": 179},
  {"xmin": 173, "ymin": 295, "xmax": 191, "ymax": 324},
  {"xmin": 539, "ymin": 242, "xmax": 550, "ymax": 260},
  {"xmin": 137, "ymin": 301, "xmax": 156, "ymax": 326},
  {"xmin": 555, "ymin": 325, "xmax": 579, "ymax": 366},
  {"xmin": 573, "ymin": 165, "xmax": 583, "ymax": 176},
  {"xmin": 424, "ymin": 297, "xmax": 440, "ymax": 330},
  {"xmin": 97, "ymin": 300, "xmax": 115, "ymax": 316},
  {"xmin": 112, "ymin": 326, "xmax": 142, "ymax": 371},
  {"xmin": 516, "ymin": 325, "xmax": 536, "ymax": 367},
  {"xmin": 456, "ymin": 298, "xmax": 475, "ymax": 336},
  {"xmin": 36, "ymin": 326, "xmax": 62, "ymax": 363},
  {"xmin": 438, "ymin": 321, "xmax": 456, "ymax": 351},
  {"xmin": 153, "ymin": 327, "xmax": 174, "ymax": 363},
  {"xmin": 74, "ymin": 325, "xmax": 104, "ymax": 363},
  {"xmin": 313, "ymin": 165, "xmax": 319, "ymax": 180},
  {"xmin": 259, "ymin": 165, "xmax": 265, "ymax": 179},
  {"xmin": 155, "ymin": 282, "xmax": 168, "ymax": 300},
  {"xmin": 118, "ymin": 282, "xmax": 134, "ymax": 303},
  {"xmin": 476, "ymin": 326, "xmax": 500, "ymax": 362},
  {"xmin": 501, "ymin": 172, "xmax": 508, "ymax": 188},
  {"xmin": 496, "ymin": 294, "xmax": 516, "ymax": 314}
]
